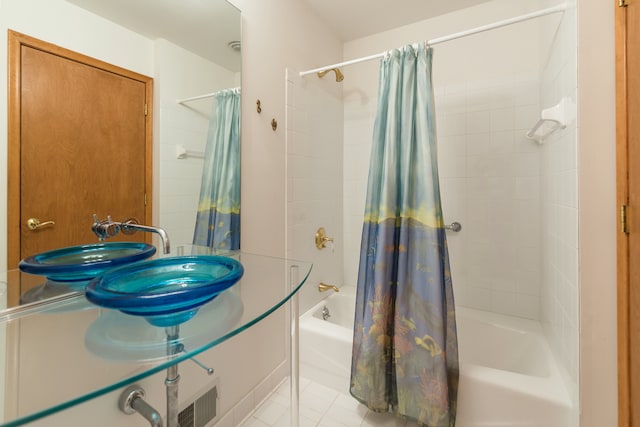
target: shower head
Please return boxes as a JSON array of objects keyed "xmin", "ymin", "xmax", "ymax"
[{"xmin": 317, "ymin": 68, "xmax": 344, "ymax": 82}]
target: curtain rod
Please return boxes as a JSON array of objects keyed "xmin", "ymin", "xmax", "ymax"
[
  {"xmin": 299, "ymin": 3, "xmax": 566, "ymax": 77},
  {"xmin": 176, "ymin": 87, "xmax": 240, "ymax": 105}
]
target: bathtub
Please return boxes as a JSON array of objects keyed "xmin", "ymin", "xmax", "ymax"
[{"xmin": 299, "ymin": 287, "xmax": 573, "ymax": 427}]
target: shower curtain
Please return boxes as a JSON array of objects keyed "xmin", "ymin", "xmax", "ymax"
[
  {"xmin": 350, "ymin": 44, "xmax": 458, "ymax": 427},
  {"xmin": 193, "ymin": 88, "xmax": 241, "ymax": 250}
]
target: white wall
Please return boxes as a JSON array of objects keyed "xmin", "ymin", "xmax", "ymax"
[{"xmin": 576, "ymin": 0, "xmax": 617, "ymax": 425}]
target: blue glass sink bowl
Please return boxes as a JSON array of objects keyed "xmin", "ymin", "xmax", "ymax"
[
  {"xmin": 85, "ymin": 255, "xmax": 244, "ymax": 327},
  {"xmin": 18, "ymin": 242, "xmax": 157, "ymax": 285}
]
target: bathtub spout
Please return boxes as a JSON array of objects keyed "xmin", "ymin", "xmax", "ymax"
[{"xmin": 318, "ymin": 283, "xmax": 339, "ymax": 292}]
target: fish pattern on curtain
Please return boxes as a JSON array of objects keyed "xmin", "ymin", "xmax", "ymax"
[
  {"xmin": 193, "ymin": 88, "xmax": 241, "ymax": 250},
  {"xmin": 349, "ymin": 44, "xmax": 458, "ymax": 427}
]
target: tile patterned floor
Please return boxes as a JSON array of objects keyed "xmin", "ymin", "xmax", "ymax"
[{"xmin": 240, "ymin": 377, "xmax": 420, "ymax": 427}]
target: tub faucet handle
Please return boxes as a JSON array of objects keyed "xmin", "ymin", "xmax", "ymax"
[{"xmin": 315, "ymin": 227, "xmax": 335, "ymax": 250}]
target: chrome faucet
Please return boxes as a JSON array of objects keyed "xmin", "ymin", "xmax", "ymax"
[
  {"xmin": 119, "ymin": 385, "xmax": 163, "ymax": 427},
  {"xmin": 92, "ymin": 214, "xmax": 171, "ymax": 254},
  {"xmin": 321, "ymin": 305, "xmax": 331, "ymax": 321}
]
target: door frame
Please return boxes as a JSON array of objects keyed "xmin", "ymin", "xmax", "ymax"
[
  {"xmin": 617, "ymin": 0, "xmax": 633, "ymax": 425},
  {"xmin": 7, "ymin": 30, "xmax": 154, "ymax": 272}
]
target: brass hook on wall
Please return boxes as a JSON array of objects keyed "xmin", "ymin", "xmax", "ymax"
[
  {"xmin": 256, "ymin": 99, "xmax": 262, "ymax": 113},
  {"xmin": 271, "ymin": 118, "xmax": 277, "ymax": 131}
]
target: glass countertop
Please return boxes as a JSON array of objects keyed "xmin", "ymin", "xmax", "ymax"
[{"xmin": 0, "ymin": 247, "xmax": 312, "ymax": 427}]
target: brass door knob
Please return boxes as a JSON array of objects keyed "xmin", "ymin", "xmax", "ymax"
[{"xmin": 27, "ymin": 218, "xmax": 55, "ymax": 230}]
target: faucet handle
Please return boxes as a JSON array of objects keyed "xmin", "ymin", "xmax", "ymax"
[
  {"xmin": 315, "ymin": 227, "xmax": 335, "ymax": 250},
  {"xmin": 121, "ymin": 217, "xmax": 140, "ymax": 235},
  {"xmin": 91, "ymin": 214, "xmax": 120, "ymax": 240}
]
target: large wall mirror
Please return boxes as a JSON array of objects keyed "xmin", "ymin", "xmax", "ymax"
[{"xmin": 1, "ymin": 0, "xmax": 241, "ymax": 308}]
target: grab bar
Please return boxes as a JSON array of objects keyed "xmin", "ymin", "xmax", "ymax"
[{"xmin": 444, "ymin": 222, "xmax": 462, "ymax": 232}]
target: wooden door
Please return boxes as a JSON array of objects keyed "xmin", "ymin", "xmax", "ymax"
[
  {"xmin": 7, "ymin": 31, "xmax": 153, "ymax": 305},
  {"xmin": 617, "ymin": 0, "xmax": 640, "ymax": 425}
]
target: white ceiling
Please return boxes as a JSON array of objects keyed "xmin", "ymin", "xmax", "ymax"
[
  {"xmin": 66, "ymin": 0, "xmax": 497, "ymax": 69},
  {"xmin": 65, "ymin": 0, "xmax": 241, "ymax": 72},
  {"xmin": 301, "ymin": 0, "xmax": 497, "ymax": 41}
]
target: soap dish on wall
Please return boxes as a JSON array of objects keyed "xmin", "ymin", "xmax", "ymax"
[{"xmin": 526, "ymin": 97, "xmax": 573, "ymax": 144}]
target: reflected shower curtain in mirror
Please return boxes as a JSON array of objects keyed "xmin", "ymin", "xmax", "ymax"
[
  {"xmin": 193, "ymin": 88, "xmax": 240, "ymax": 250},
  {"xmin": 350, "ymin": 44, "xmax": 458, "ymax": 427}
]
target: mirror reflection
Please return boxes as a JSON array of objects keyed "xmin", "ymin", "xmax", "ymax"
[{"xmin": 1, "ymin": 0, "xmax": 241, "ymax": 308}]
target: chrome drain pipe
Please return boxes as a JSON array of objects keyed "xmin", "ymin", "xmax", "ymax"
[
  {"xmin": 165, "ymin": 326, "xmax": 181, "ymax": 427},
  {"xmin": 119, "ymin": 325, "xmax": 212, "ymax": 427}
]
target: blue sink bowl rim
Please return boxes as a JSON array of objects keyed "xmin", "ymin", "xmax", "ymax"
[
  {"xmin": 85, "ymin": 255, "xmax": 244, "ymax": 326},
  {"xmin": 18, "ymin": 242, "xmax": 157, "ymax": 283}
]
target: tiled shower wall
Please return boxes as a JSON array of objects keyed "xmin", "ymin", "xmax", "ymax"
[
  {"xmin": 286, "ymin": 70, "xmax": 344, "ymax": 314},
  {"xmin": 540, "ymin": 0, "xmax": 579, "ymax": 393},
  {"xmin": 436, "ymin": 76, "xmax": 543, "ymax": 320}
]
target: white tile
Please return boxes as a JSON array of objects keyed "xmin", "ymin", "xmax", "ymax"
[
  {"xmin": 331, "ymin": 393, "xmax": 367, "ymax": 413},
  {"xmin": 490, "ymin": 84, "xmax": 516, "ymax": 109},
  {"xmin": 466, "ymin": 155, "xmax": 487, "ymax": 178},
  {"xmin": 491, "ymin": 290, "xmax": 518, "ymax": 316},
  {"xmin": 464, "ymin": 286, "xmax": 492, "ymax": 312},
  {"xmin": 517, "ymin": 246, "xmax": 542, "ymax": 273},
  {"xmin": 466, "ymin": 87, "xmax": 492, "ymax": 112},
  {"xmin": 299, "ymin": 403, "xmax": 325, "ymax": 424},
  {"xmin": 467, "ymin": 110, "xmax": 491, "ymax": 134},
  {"xmin": 515, "ymin": 105, "xmax": 540, "ymax": 130},
  {"xmin": 514, "ymin": 294, "xmax": 540, "ymax": 320},
  {"xmin": 439, "ymin": 155, "xmax": 467, "ymax": 179},
  {"xmin": 490, "ymin": 107, "xmax": 515, "ymax": 132},
  {"xmin": 299, "ymin": 383, "xmax": 338, "ymax": 416},
  {"xmin": 273, "ymin": 411, "xmax": 318, "ymax": 427},
  {"xmin": 438, "ymin": 93, "xmax": 467, "ymax": 115},
  {"xmin": 490, "ymin": 131, "xmax": 514, "ymax": 154},
  {"xmin": 321, "ymin": 399, "xmax": 368, "ymax": 427},
  {"xmin": 253, "ymin": 400, "xmax": 289, "ymax": 425},
  {"xmin": 515, "ymin": 176, "xmax": 540, "ymax": 200},
  {"xmin": 516, "ymin": 269, "xmax": 541, "ymax": 296},
  {"xmin": 466, "ymin": 132, "xmax": 491, "ymax": 156},
  {"xmin": 239, "ymin": 417, "xmax": 270, "ymax": 427},
  {"xmin": 513, "ymin": 152, "xmax": 540, "ymax": 177},
  {"xmin": 437, "ymin": 134, "xmax": 466, "ymax": 159},
  {"xmin": 488, "ymin": 153, "xmax": 514, "ymax": 177},
  {"xmin": 514, "ymin": 81, "xmax": 540, "ymax": 106},
  {"xmin": 361, "ymin": 410, "xmax": 408, "ymax": 427},
  {"xmin": 440, "ymin": 112, "xmax": 467, "ymax": 136},
  {"xmin": 266, "ymin": 390, "xmax": 291, "ymax": 408}
]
